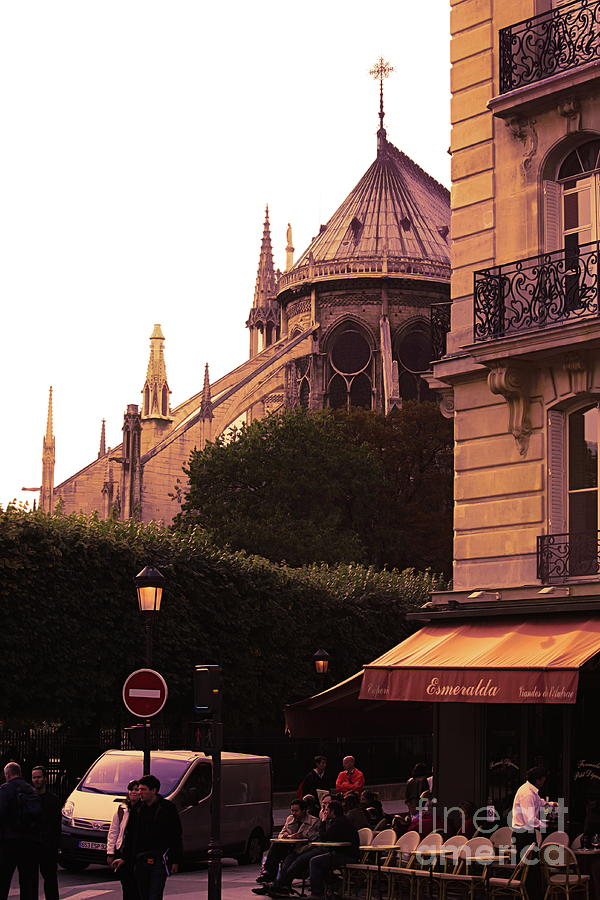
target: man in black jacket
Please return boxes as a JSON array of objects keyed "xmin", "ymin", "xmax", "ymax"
[
  {"xmin": 0, "ymin": 762, "xmax": 41, "ymax": 900},
  {"xmin": 118, "ymin": 773, "xmax": 182, "ymax": 900},
  {"xmin": 32, "ymin": 766, "xmax": 61, "ymax": 900},
  {"xmin": 297, "ymin": 757, "xmax": 328, "ymax": 801}
]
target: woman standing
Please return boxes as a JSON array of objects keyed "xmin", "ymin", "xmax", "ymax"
[{"xmin": 107, "ymin": 779, "xmax": 140, "ymax": 900}]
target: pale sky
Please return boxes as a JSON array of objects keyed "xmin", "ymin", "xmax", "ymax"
[{"xmin": 1, "ymin": 1, "xmax": 450, "ymax": 508}]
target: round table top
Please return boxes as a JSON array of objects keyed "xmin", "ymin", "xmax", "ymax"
[
  {"xmin": 575, "ymin": 849, "xmax": 600, "ymax": 855},
  {"xmin": 360, "ymin": 845, "xmax": 399, "ymax": 851},
  {"xmin": 311, "ymin": 841, "xmax": 352, "ymax": 848},
  {"xmin": 271, "ymin": 837, "xmax": 309, "ymax": 844}
]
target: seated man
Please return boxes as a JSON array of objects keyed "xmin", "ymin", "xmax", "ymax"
[
  {"xmin": 335, "ymin": 756, "xmax": 364, "ymax": 797},
  {"xmin": 270, "ymin": 800, "xmax": 359, "ymax": 899},
  {"xmin": 253, "ymin": 800, "xmax": 318, "ymax": 894},
  {"xmin": 343, "ymin": 793, "xmax": 369, "ymax": 830}
]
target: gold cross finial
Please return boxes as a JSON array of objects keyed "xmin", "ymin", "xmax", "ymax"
[{"xmin": 370, "ymin": 57, "xmax": 394, "ymax": 134}]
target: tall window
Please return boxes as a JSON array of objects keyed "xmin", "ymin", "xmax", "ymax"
[
  {"xmin": 568, "ymin": 405, "xmax": 598, "ymax": 534},
  {"xmin": 394, "ymin": 323, "xmax": 435, "ymax": 402},
  {"xmin": 327, "ymin": 325, "xmax": 373, "ymax": 411}
]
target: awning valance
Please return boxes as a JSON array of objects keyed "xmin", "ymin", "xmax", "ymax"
[{"xmin": 358, "ymin": 616, "xmax": 600, "ymax": 705}]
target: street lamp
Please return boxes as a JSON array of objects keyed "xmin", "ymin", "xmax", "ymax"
[
  {"xmin": 134, "ymin": 566, "xmax": 165, "ymax": 775},
  {"xmin": 135, "ymin": 566, "xmax": 165, "ymax": 666},
  {"xmin": 313, "ymin": 648, "xmax": 331, "ymax": 688}
]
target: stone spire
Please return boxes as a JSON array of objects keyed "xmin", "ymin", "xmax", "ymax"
[
  {"xmin": 40, "ymin": 386, "xmax": 55, "ymax": 513},
  {"xmin": 98, "ymin": 419, "xmax": 106, "ymax": 458},
  {"xmin": 253, "ymin": 206, "xmax": 277, "ymax": 307},
  {"xmin": 141, "ymin": 324, "xmax": 172, "ymax": 421},
  {"xmin": 200, "ymin": 363, "xmax": 213, "ymax": 421},
  {"xmin": 285, "ymin": 223, "xmax": 294, "ymax": 272}
]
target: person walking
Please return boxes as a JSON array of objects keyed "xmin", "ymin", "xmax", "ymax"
[
  {"xmin": 297, "ymin": 757, "xmax": 328, "ymax": 801},
  {"xmin": 118, "ymin": 774, "xmax": 182, "ymax": 900},
  {"xmin": 107, "ymin": 779, "xmax": 141, "ymax": 900},
  {"xmin": 31, "ymin": 766, "xmax": 61, "ymax": 900},
  {"xmin": 0, "ymin": 762, "xmax": 42, "ymax": 900}
]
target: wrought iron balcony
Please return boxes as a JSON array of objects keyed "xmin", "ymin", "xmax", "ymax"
[
  {"xmin": 538, "ymin": 532, "xmax": 600, "ymax": 582},
  {"xmin": 430, "ymin": 301, "xmax": 451, "ymax": 361},
  {"xmin": 473, "ymin": 242, "xmax": 600, "ymax": 342},
  {"xmin": 500, "ymin": 0, "xmax": 600, "ymax": 93}
]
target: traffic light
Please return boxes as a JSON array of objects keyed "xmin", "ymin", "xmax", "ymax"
[{"xmin": 194, "ymin": 665, "xmax": 222, "ymax": 716}]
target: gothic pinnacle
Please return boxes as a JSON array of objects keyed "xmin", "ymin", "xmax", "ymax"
[
  {"xmin": 98, "ymin": 419, "xmax": 106, "ymax": 458},
  {"xmin": 253, "ymin": 205, "xmax": 277, "ymax": 307},
  {"xmin": 200, "ymin": 363, "xmax": 213, "ymax": 421}
]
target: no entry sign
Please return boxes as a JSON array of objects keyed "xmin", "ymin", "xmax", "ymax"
[{"xmin": 123, "ymin": 668, "xmax": 168, "ymax": 718}]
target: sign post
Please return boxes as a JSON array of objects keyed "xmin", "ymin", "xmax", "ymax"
[
  {"xmin": 123, "ymin": 668, "xmax": 168, "ymax": 775},
  {"xmin": 194, "ymin": 665, "xmax": 222, "ymax": 900}
]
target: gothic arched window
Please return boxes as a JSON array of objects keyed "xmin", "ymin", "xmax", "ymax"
[
  {"xmin": 394, "ymin": 323, "xmax": 435, "ymax": 402},
  {"xmin": 327, "ymin": 325, "xmax": 373, "ymax": 410}
]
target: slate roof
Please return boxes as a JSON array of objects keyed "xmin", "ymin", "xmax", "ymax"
[{"xmin": 292, "ymin": 137, "xmax": 450, "ymax": 271}]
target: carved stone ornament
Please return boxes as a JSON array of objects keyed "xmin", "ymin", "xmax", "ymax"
[
  {"xmin": 438, "ymin": 388, "xmax": 455, "ymax": 420},
  {"xmin": 487, "ymin": 363, "xmax": 532, "ymax": 456},
  {"xmin": 558, "ymin": 97, "xmax": 581, "ymax": 133},
  {"xmin": 562, "ymin": 350, "xmax": 590, "ymax": 394},
  {"xmin": 505, "ymin": 116, "xmax": 538, "ymax": 174}
]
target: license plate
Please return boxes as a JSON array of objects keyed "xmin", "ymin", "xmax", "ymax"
[{"xmin": 77, "ymin": 840, "xmax": 106, "ymax": 851}]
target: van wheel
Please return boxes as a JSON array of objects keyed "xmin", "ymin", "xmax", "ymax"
[{"xmin": 237, "ymin": 829, "xmax": 265, "ymax": 865}]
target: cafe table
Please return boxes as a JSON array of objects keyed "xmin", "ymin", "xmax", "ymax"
[{"xmin": 574, "ymin": 849, "xmax": 600, "ymax": 899}]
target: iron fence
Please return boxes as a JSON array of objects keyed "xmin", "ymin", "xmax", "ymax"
[
  {"xmin": 537, "ymin": 531, "xmax": 600, "ymax": 582},
  {"xmin": 474, "ymin": 242, "xmax": 600, "ymax": 342},
  {"xmin": 500, "ymin": 0, "xmax": 600, "ymax": 93},
  {"xmin": 430, "ymin": 302, "xmax": 451, "ymax": 361}
]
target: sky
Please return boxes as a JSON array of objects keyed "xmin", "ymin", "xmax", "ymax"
[{"xmin": 0, "ymin": 1, "xmax": 450, "ymax": 508}]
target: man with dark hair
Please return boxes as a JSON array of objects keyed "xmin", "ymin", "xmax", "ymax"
[
  {"xmin": 0, "ymin": 762, "xmax": 42, "ymax": 900},
  {"xmin": 253, "ymin": 799, "xmax": 319, "ymax": 894},
  {"xmin": 119, "ymin": 773, "xmax": 182, "ymax": 900},
  {"xmin": 511, "ymin": 766, "xmax": 549, "ymax": 855},
  {"xmin": 297, "ymin": 757, "xmax": 328, "ymax": 800},
  {"xmin": 270, "ymin": 800, "xmax": 359, "ymax": 899},
  {"xmin": 31, "ymin": 766, "xmax": 60, "ymax": 900}
]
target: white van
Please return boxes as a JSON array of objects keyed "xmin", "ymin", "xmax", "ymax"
[{"xmin": 59, "ymin": 749, "xmax": 272, "ymax": 870}]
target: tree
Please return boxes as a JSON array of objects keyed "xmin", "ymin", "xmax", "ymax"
[{"xmin": 179, "ymin": 404, "xmax": 453, "ymax": 573}]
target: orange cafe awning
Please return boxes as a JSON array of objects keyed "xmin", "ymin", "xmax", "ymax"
[{"xmin": 358, "ymin": 616, "xmax": 600, "ymax": 705}]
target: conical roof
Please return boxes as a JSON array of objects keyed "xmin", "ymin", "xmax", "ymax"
[{"xmin": 278, "ymin": 137, "xmax": 450, "ymax": 291}]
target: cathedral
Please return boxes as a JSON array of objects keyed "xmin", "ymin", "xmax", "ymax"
[{"xmin": 39, "ymin": 86, "xmax": 451, "ymax": 524}]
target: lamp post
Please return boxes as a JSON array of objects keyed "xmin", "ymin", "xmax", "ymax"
[
  {"xmin": 313, "ymin": 648, "xmax": 331, "ymax": 691},
  {"xmin": 134, "ymin": 566, "xmax": 165, "ymax": 775}
]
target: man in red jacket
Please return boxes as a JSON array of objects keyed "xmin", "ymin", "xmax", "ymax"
[{"xmin": 335, "ymin": 756, "xmax": 365, "ymax": 797}]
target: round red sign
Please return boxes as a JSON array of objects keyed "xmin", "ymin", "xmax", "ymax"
[{"xmin": 122, "ymin": 668, "xmax": 168, "ymax": 718}]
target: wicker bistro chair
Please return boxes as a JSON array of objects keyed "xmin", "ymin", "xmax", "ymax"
[
  {"xmin": 541, "ymin": 833, "xmax": 570, "ymax": 848},
  {"xmin": 488, "ymin": 842, "xmax": 537, "ymax": 900},
  {"xmin": 570, "ymin": 835, "xmax": 583, "ymax": 851},
  {"xmin": 492, "ymin": 828, "xmax": 515, "ymax": 852},
  {"xmin": 540, "ymin": 844, "xmax": 590, "ymax": 900},
  {"xmin": 358, "ymin": 831, "xmax": 421, "ymax": 900},
  {"xmin": 432, "ymin": 837, "xmax": 496, "ymax": 900},
  {"xmin": 382, "ymin": 832, "xmax": 444, "ymax": 900},
  {"xmin": 342, "ymin": 827, "xmax": 397, "ymax": 898}
]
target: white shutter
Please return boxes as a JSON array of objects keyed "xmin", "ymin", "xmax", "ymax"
[
  {"xmin": 543, "ymin": 180, "xmax": 562, "ymax": 253},
  {"xmin": 548, "ymin": 409, "xmax": 566, "ymax": 534}
]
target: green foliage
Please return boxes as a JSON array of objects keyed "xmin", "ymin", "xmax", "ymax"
[
  {"xmin": 180, "ymin": 405, "xmax": 453, "ymax": 574},
  {"xmin": 0, "ymin": 506, "xmax": 442, "ymax": 732}
]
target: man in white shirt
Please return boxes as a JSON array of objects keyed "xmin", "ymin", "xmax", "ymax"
[{"xmin": 511, "ymin": 766, "xmax": 548, "ymax": 856}]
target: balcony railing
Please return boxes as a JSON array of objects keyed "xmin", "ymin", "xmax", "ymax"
[
  {"xmin": 500, "ymin": 0, "xmax": 600, "ymax": 93},
  {"xmin": 538, "ymin": 532, "xmax": 600, "ymax": 582},
  {"xmin": 431, "ymin": 301, "xmax": 451, "ymax": 361},
  {"xmin": 473, "ymin": 241, "xmax": 600, "ymax": 342}
]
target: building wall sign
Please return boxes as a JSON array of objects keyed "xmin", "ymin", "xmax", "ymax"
[{"xmin": 359, "ymin": 667, "xmax": 579, "ymax": 704}]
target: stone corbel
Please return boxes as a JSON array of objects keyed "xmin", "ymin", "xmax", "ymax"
[
  {"xmin": 505, "ymin": 116, "xmax": 538, "ymax": 175},
  {"xmin": 488, "ymin": 363, "xmax": 532, "ymax": 457},
  {"xmin": 562, "ymin": 350, "xmax": 590, "ymax": 394},
  {"xmin": 558, "ymin": 97, "xmax": 581, "ymax": 133},
  {"xmin": 438, "ymin": 387, "xmax": 454, "ymax": 420}
]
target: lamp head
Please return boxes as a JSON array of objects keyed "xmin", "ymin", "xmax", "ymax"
[
  {"xmin": 135, "ymin": 566, "xmax": 165, "ymax": 613},
  {"xmin": 313, "ymin": 648, "xmax": 331, "ymax": 675}
]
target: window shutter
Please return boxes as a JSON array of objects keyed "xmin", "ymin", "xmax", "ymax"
[
  {"xmin": 548, "ymin": 409, "xmax": 566, "ymax": 534},
  {"xmin": 543, "ymin": 180, "xmax": 562, "ymax": 253}
]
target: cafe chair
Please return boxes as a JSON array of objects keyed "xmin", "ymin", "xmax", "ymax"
[
  {"xmin": 432, "ymin": 841, "xmax": 492, "ymax": 900},
  {"xmin": 570, "ymin": 835, "xmax": 583, "ymax": 851},
  {"xmin": 358, "ymin": 828, "xmax": 374, "ymax": 855},
  {"xmin": 381, "ymin": 832, "xmax": 440, "ymax": 900},
  {"xmin": 540, "ymin": 844, "xmax": 590, "ymax": 900},
  {"xmin": 492, "ymin": 828, "xmax": 514, "ymax": 851},
  {"xmin": 542, "ymin": 833, "xmax": 570, "ymax": 848},
  {"xmin": 439, "ymin": 836, "xmax": 469, "ymax": 872},
  {"xmin": 342, "ymin": 827, "xmax": 396, "ymax": 898},
  {"xmin": 488, "ymin": 842, "xmax": 537, "ymax": 900}
]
